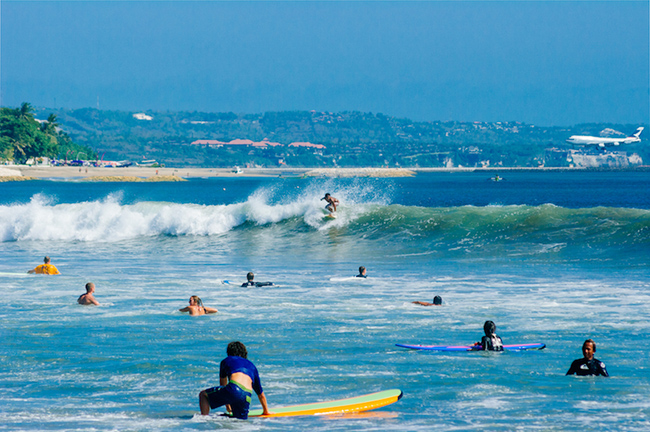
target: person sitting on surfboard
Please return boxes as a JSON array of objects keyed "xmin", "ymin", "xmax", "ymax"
[
  {"xmin": 566, "ymin": 339, "xmax": 609, "ymax": 377},
  {"xmin": 77, "ymin": 282, "xmax": 100, "ymax": 306},
  {"xmin": 474, "ymin": 320, "xmax": 503, "ymax": 351},
  {"xmin": 321, "ymin": 193, "xmax": 339, "ymax": 214},
  {"xmin": 179, "ymin": 296, "xmax": 218, "ymax": 316},
  {"xmin": 28, "ymin": 256, "xmax": 60, "ymax": 275},
  {"xmin": 241, "ymin": 272, "xmax": 274, "ymax": 288},
  {"xmin": 413, "ymin": 295, "xmax": 442, "ymax": 306},
  {"xmin": 356, "ymin": 266, "xmax": 367, "ymax": 278},
  {"xmin": 199, "ymin": 341, "xmax": 271, "ymax": 419}
]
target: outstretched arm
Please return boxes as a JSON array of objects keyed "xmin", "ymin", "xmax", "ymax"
[
  {"xmin": 257, "ymin": 392, "xmax": 270, "ymax": 416},
  {"xmin": 204, "ymin": 306, "xmax": 218, "ymax": 314}
]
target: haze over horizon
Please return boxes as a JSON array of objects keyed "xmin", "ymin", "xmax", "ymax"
[{"xmin": 2, "ymin": 1, "xmax": 648, "ymax": 127}]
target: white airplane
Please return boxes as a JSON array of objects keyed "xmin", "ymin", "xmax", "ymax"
[{"xmin": 566, "ymin": 127, "xmax": 644, "ymax": 148}]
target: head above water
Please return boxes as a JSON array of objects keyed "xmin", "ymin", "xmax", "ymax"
[
  {"xmin": 359, "ymin": 266, "xmax": 366, "ymax": 275},
  {"xmin": 44, "ymin": 256, "xmax": 51, "ymax": 264},
  {"xmin": 582, "ymin": 339, "xmax": 596, "ymax": 360},
  {"xmin": 246, "ymin": 272, "xmax": 254, "ymax": 281},
  {"xmin": 189, "ymin": 295, "xmax": 203, "ymax": 307},
  {"xmin": 227, "ymin": 341, "xmax": 248, "ymax": 359},
  {"xmin": 483, "ymin": 320, "xmax": 497, "ymax": 336},
  {"xmin": 433, "ymin": 295, "xmax": 442, "ymax": 305},
  {"xmin": 85, "ymin": 282, "xmax": 95, "ymax": 293}
]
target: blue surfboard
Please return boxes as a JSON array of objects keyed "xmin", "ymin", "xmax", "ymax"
[{"xmin": 396, "ymin": 342, "xmax": 546, "ymax": 351}]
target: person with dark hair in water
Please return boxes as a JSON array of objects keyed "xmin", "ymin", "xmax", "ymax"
[
  {"xmin": 241, "ymin": 272, "xmax": 273, "ymax": 288},
  {"xmin": 566, "ymin": 339, "xmax": 609, "ymax": 377},
  {"xmin": 356, "ymin": 266, "xmax": 367, "ymax": 278},
  {"xmin": 474, "ymin": 320, "xmax": 504, "ymax": 351},
  {"xmin": 199, "ymin": 341, "xmax": 270, "ymax": 419},
  {"xmin": 413, "ymin": 295, "xmax": 443, "ymax": 306},
  {"xmin": 179, "ymin": 296, "xmax": 218, "ymax": 316}
]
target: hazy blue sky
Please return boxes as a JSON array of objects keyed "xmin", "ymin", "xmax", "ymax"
[{"xmin": 1, "ymin": 1, "xmax": 648, "ymax": 125}]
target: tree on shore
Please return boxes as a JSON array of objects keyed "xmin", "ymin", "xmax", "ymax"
[{"xmin": 0, "ymin": 102, "xmax": 95, "ymax": 163}]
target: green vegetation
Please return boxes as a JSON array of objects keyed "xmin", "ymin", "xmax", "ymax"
[
  {"xmin": 7, "ymin": 105, "xmax": 646, "ymax": 168},
  {"xmin": 0, "ymin": 102, "xmax": 96, "ymax": 163}
]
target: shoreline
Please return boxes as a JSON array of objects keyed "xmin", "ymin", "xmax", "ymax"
[{"xmin": 1, "ymin": 165, "xmax": 647, "ymax": 180}]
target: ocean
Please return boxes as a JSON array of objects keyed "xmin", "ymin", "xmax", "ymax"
[{"xmin": 1, "ymin": 171, "xmax": 649, "ymax": 431}]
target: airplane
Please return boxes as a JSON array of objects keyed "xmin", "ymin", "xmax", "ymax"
[{"xmin": 566, "ymin": 127, "xmax": 644, "ymax": 148}]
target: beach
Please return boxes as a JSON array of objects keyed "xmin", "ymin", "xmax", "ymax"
[{"xmin": 0, "ymin": 165, "xmax": 598, "ymax": 181}]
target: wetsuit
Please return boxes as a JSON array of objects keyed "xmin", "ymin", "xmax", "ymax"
[
  {"xmin": 566, "ymin": 358, "xmax": 609, "ymax": 377},
  {"xmin": 241, "ymin": 281, "xmax": 274, "ymax": 287},
  {"xmin": 355, "ymin": 275, "xmax": 367, "ymax": 278},
  {"xmin": 479, "ymin": 334, "xmax": 504, "ymax": 351},
  {"xmin": 203, "ymin": 356, "xmax": 264, "ymax": 419}
]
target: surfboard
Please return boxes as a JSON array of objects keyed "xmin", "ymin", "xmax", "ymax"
[
  {"xmin": 395, "ymin": 343, "xmax": 545, "ymax": 352},
  {"xmin": 323, "ymin": 213, "xmax": 337, "ymax": 219},
  {"xmin": 246, "ymin": 389, "xmax": 403, "ymax": 417},
  {"xmin": 0, "ymin": 271, "xmax": 30, "ymax": 277}
]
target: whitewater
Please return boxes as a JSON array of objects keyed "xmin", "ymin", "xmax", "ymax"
[{"xmin": 1, "ymin": 171, "xmax": 649, "ymax": 431}]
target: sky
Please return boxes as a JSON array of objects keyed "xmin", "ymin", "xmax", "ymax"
[{"xmin": 1, "ymin": 1, "xmax": 649, "ymax": 126}]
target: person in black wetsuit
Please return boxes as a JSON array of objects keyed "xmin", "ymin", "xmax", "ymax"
[
  {"xmin": 241, "ymin": 272, "xmax": 274, "ymax": 288},
  {"xmin": 356, "ymin": 266, "xmax": 367, "ymax": 278},
  {"xmin": 199, "ymin": 341, "xmax": 271, "ymax": 418},
  {"xmin": 566, "ymin": 339, "xmax": 609, "ymax": 377},
  {"xmin": 474, "ymin": 320, "xmax": 504, "ymax": 351}
]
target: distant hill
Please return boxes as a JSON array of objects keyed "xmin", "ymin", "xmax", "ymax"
[{"xmin": 31, "ymin": 107, "xmax": 649, "ymax": 168}]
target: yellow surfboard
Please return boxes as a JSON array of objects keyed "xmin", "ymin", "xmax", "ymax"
[{"xmin": 246, "ymin": 389, "xmax": 403, "ymax": 417}]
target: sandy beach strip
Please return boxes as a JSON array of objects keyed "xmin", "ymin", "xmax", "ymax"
[
  {"xmin": 4, "ymin": 166, "xmax": 419, "ymax": 180},
  {"xmin": 1, "ymin": 165, "xmax": 597, "ymax": 181}
]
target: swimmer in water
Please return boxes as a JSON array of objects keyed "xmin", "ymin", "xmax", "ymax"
[
  {"xmin": 241, "ymin": 272, "xmax": 274, "ymax": 288},
  {"xmin": 28, "ymin": 256, "xmax": 60, "ymax": 275},
  {"xmin": 179, "ymin": 296, "xmax": 218, "ymax": 316},
  {"xmin": 321, "ymin": 193, "xmax": 339, "ymax": 215},
  {"xmin": 78, "ymin": 282, "xmax": 100, "ymax": 306},
  {"xmin": 413, "ymin": 295, "xmax": 442, "ymax": 306},
  {"xmin": 473, "ymin": 320, "xmax": 503, "ymax": 351},
  {"xmin": 356, "ymin": 266, "xmax": 367, "ymax": 278},
  {"xmin": 566, "ymin": 339, "xmax": 609, "ymax": 377}
]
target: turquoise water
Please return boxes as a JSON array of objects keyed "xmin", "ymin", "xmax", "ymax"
[{"xmin": 1, "ymin": 172, "xmax": 649, "ymax": 430}]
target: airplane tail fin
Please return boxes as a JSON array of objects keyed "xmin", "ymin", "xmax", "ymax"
[{"xmin": 630, "ymin": 127, "xmax": 644, "ymax": 138}]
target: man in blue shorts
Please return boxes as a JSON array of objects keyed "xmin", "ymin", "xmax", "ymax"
[{"xmin": 199, "ymin": 341, "xmax": 270, "ymax": 419}]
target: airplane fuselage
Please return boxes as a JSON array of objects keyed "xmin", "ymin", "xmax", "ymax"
[{"xmin": 566, "ymin": 127, "xmax": 643, "ymax": 148}]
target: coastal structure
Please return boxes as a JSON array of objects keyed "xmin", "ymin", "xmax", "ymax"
[{"xmin": 190, "ymin": 138, "xmax": 325, "ymax": 149}]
